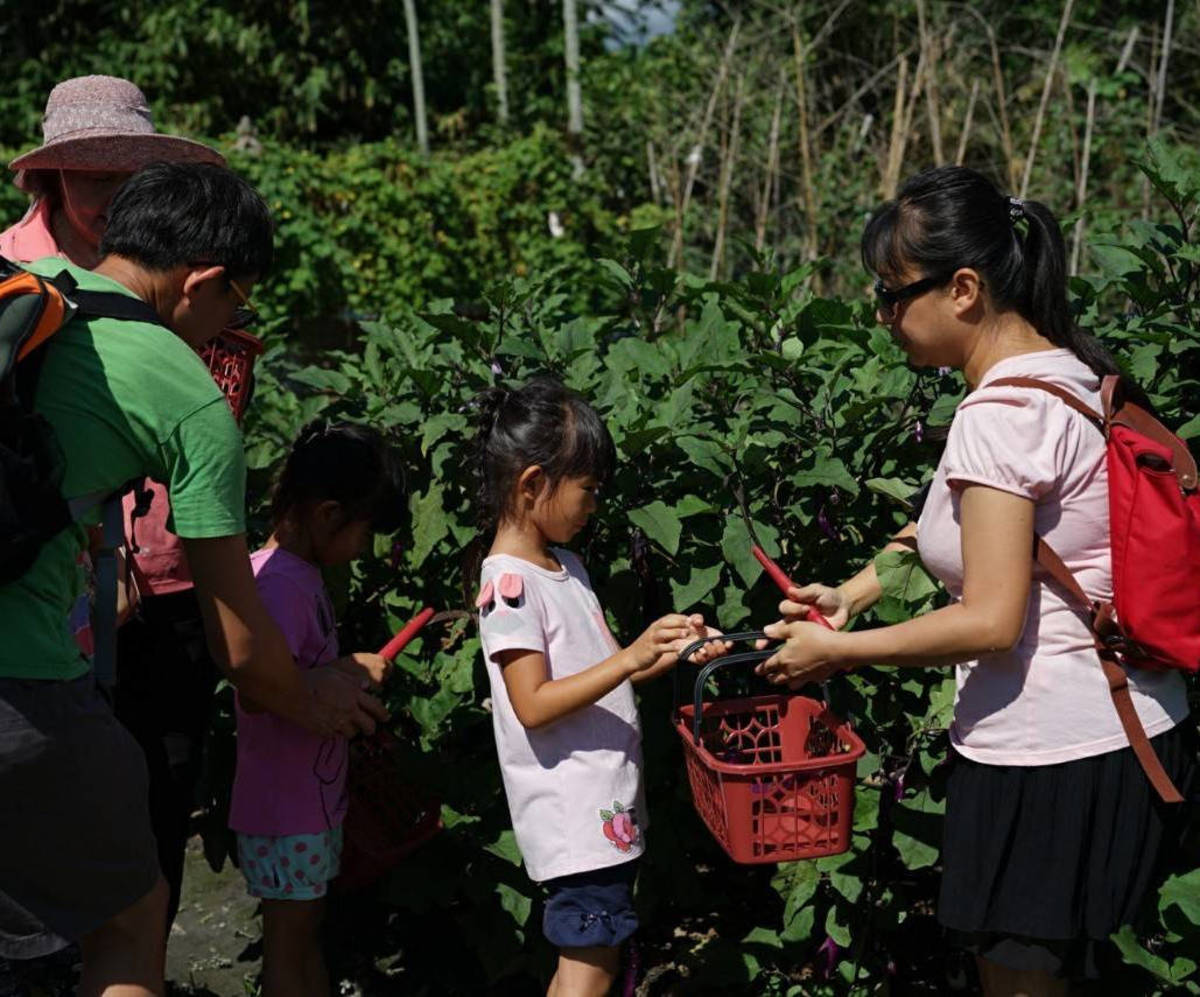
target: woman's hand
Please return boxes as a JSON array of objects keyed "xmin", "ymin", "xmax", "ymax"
[
  {"xmin": 755, "ymin": 619, "xmax": 845, "ymax": 689},
  {"xmin": 779, "ymin": 583, "xmax": 851, "ymax": 630}
]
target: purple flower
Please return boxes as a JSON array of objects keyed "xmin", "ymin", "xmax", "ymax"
[
  {"xmin": 818, "ymin": 935, "xmax": 840, "ymax": 978},
  {"xmin": 914, "ymin": 420, "xmax": 924, "ymax": 443},
  {"xmin": 828, "ymin": 489, "xmax": 840, "ymax": 506},
  {"xmin": 491, "ymin": 360, "xmax": 504, "ymax": 376},
  {"xmin": 937, "ymin": 365, "xmax": 952, "ymax": 376}
]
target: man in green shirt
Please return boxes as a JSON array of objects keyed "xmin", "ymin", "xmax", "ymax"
[{"xmin": 0, "ymin": 163, "xmax": 385, "ymax": 997}]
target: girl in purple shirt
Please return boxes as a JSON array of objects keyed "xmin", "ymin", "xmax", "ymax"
[{"xmin": 230, "ymin": 421, "xmax": 403, "ymax": 997}]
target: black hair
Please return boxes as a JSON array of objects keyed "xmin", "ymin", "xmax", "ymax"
[
  {"xmin": 271, "ymin": 420, "xmax": 405, "ymax": 533},
  {"xmin": 473, "ymin": 376, "xmax": 616, "ymax": 532},
  {"xmin": 861, "ymin": 165, "xmax": 1120, "ymax": 379},
  {"xmin": 99, "ymin": 162, "xmax": 273, "ymax": 279}
]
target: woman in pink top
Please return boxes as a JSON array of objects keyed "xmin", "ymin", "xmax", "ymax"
[
  {"xmin": 757, "ymin": 166, "xmax": 1195, "ymax": 995},
  {"xmin": 1, "ymin": 76, "xmax": 242, "ymax": 931}
]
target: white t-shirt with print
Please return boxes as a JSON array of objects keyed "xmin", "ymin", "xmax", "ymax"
[
  {"xmin": 477, "ymin": 549, "xmax": 646, "ymax": 882},
  {"xmin": 917, "ymin": 348, "xmax": 1188, "ymax": 766}
]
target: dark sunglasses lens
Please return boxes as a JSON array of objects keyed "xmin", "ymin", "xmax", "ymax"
[{"xmin": 229, "ymin": 307, "xmax": 256, "ymax": 330}]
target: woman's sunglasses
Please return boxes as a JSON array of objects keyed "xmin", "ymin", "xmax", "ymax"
[{"xmin": 873, "ymin": 274, "xmax": 950, "ymax": 323}]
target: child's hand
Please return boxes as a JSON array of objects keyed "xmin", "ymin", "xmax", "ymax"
[
  {"xmin": 684, "ymin": 623, "xmax": 733, "ymax": 665},
  {"xmin": 625, "ymin": 613, "xmax": 702, "ymax": 673},
  {"xmin": 333, "ymin": 651, "xmax": 391, "ymax": 689}
]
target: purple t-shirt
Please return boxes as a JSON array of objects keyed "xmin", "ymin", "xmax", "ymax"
[{"xmin": 228, "ymin": 547, "xmax": 348, "ymax": 836}]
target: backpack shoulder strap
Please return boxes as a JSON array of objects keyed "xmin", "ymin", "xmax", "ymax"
[
  {"xmin": 67, "ymin": 288, "xmax": 167, "ymax": 330},
  {"xmin": 986, "ymin": 375, "xmax": 1104, "ymax": 426}
]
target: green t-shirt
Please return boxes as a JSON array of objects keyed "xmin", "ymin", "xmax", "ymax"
[{"xmin": 0, "ymin": 260, "xmax": 246, "ymax": 681}]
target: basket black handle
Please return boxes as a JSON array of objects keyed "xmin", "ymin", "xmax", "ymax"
[{"xmin": 672, "ymin": 632, "xmax": 779, "ymax": 745}]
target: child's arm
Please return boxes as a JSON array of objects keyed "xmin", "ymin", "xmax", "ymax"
[
  {"xmin": 332, "ymin": 652, "xmax": 390, "ymax": 688},
  {"xmin": 497, "ymin": 613, "xmax": 702, "ymax": 730}
]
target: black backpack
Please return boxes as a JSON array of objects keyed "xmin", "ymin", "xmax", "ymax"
[{"xmin": 0, "ymin": 256, "xmax": 168, "ymax": 681}]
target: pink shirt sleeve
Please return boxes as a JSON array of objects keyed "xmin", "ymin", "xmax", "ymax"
[
  {"xmin": 478, "ymin": 569, "xmax": 546, "ymax": 662},
  {"xmin": 941, "ymin": 389, "xmax": 1063, "ymax": 500}
]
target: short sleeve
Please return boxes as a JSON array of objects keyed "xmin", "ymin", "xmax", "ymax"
[
  {"xmin": 478, "ymin": 569, "xmax": 547, "ymax": 662},
  {"xmin": 160, "ymin": 399, "xmax": 247, "ymax": 538},
  {"xmin": 941, "ymin": 390, "xmax": 1061, "ymax": 500},
  {"xmin": 255, "ymin": 571, "xmax": 315, "ymax": 661}
]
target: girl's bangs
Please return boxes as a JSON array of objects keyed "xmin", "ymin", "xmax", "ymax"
[{"xmin": 861, "ymin": 202, "xmax": 910, "ymax": 284}]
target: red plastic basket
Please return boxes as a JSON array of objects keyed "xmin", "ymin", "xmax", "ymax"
[
  {"xmin": 674, "ymin": 634, "xmax": 865, "ymax": 864},
  {"xmin": 335, "ymin": 728, "xmax": 442, "ymax": 892},
  {"xmin": 199, "ymin": 327, "xmax": 263, "ymax": 422}
]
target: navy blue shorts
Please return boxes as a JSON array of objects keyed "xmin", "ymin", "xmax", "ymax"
[{"xmin": 542, "ymin": 860, "xmax": 639, "ymax": 949}]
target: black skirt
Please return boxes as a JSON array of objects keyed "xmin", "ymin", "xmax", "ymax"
[{"xmin": 938, "ymin": 719, "xmax": 1198, "ymax": 979}]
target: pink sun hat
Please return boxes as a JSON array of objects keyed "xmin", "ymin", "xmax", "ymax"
[{"xmin": 9, "ymin": 75, "xmax": 224, "ymax": 187}]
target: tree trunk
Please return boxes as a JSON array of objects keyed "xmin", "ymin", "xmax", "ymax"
[
  {"xmin": 402, "ymin": 0, "xmax": 429, "ymax": 153},
  {"xmin": 491, "ymin": 0, "xmax": 509, "ymax": 125},
  {"xmin": 563, "ymin": 0, "xmax": 583, "ymax": 135}
]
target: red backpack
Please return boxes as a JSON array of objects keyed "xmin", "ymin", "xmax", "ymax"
[{"xmin": 992, "ymin": 375, "xmax": 1199, "ymax": 803}]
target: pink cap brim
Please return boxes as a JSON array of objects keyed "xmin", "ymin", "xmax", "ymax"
[{"xmin": 9, "ymin": 132, "xmax": 225, "ymax": 174}]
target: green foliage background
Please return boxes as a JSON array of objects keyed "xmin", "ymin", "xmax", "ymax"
[{"xmin": 2, "ymin": 1, "xmax": 1199, "ymax": 992}]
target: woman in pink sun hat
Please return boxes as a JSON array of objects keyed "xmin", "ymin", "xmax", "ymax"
[{"xmin": 3, "ymin": 74, "xmax": 225, "ymax": 268}]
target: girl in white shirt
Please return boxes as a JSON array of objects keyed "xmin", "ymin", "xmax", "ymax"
[
  {"xmin": 472, "ymin": 376, "xmax": 726, "ymax": 997},
  {"xmin": 757, "ymin": 166, "xmax": 1195, "ymax": 995}
]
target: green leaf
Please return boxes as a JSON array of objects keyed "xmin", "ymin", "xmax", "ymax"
[
  {"xmin": 419, "ymin": 412, "xmax": 468, "ymax": 456},
  {"xmin": 865, "ymin": 477, "xmax": 917, "ymax": 508},
  {"xmin": 495, "ymin": 882, "xmax": 533, "ymax": 926},
  {"xmin": 670, "ymin": 562, "xmax": 723, "ymax": 611},
  {"xmin": 1177, "ymin": 414, "xmax": 1200, "ymax": 441},
  {"xmin": 825, "ymin": 906, "xmax": 852, "ymax": 947},
  {"xmin": 875, "ymin": 549, "xmax": 938, "ymax": 606},
  {"xmin": 289, "ymin": 365, "xmax": 353, "ymax": 395},
  {"xmin": 891, "ymin": 787, "xmax": 945, "ymax": 870},
  {"xmin": 409, "ymin": 483, "xmax": 449, "ymax": 566},
  {"xmin": 1160, "ymin": 869, "xmax": 1200, "ymax": 925},
  {"xmin": 1112, "ymin": 924, "xmax": 1173, "ymax": 981},
  {"xmin": 483, "ymin": 830, "xmax": 523, "ymax": 866},
  {"xmin": 791, "ymin": 455, "xmax": 861, "ymax": 496},
  {"xmin": 628, "ymin": 501, "xmax": 682, "ymax": 555}
]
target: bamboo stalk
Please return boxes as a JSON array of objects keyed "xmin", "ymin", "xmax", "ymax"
[
  {"xmin": 883, "ymin": 54, "xmax": 910, "ymax": 200},
  {"xmin": 670, "ymin": 19, "xmax": 739, "ymax": 270},
  {"xmin": 1116, "ymin": 24, "xmax": 1139, "ymax": 75},
  {"xmin": 402, "ymin": 0, "xmax": 428, "ymax": 154},
  {"xmin": 563, "ymin": 0, "xmax": 583, "ymax": 135},
  {"xmin": 1020, "ymin": 0, "xmax": 1077, "ymax": 198},
  {"xmin": 1153, "ymin": 0, "xmax": 1175, "ymax": 133},
  {"xmin": 710, "ymin": 73, "xmax": 745, "ymax": 280},
  {"xmin": 646, "ymin": 139, "xmax": 662, "ymax": 206},
  {"xmin": 791, "ymin": 20, "xmax": 819, "ymax": 261},
  {"xmin": 490, "ymin": 0, "xmax": 509, "ymax": 125},
  {"xmin": 916, "ymin": 0, "xmax": 945, "ymax": 163},
  {"xmin": 1070, "ymin": 78, "xmax": 1098, "ymax": 276},
  {"xmin": 955, "ymin": 78, "xmax": 980, "ymax": 165},
  {"xmin": 756, "ymin": 71, "xmax": 786, "ymax": 254}
]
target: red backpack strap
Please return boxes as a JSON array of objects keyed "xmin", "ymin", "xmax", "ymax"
[
  {"xmin": 1033, "ymin": 538, "xmax": 1184, "ymax": 804},
  {"xmin": 982, "ymin": 378, "xmax": 1185, "ymax": 802}
]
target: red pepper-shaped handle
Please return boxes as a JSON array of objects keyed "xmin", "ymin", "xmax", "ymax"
[
  {"xmin": 379, "ymin": 606, "xmax": 435, "ymax": 660},
  {"xmin": 751, "ymin": 545, "xmax": 834, "ymax": 631}
]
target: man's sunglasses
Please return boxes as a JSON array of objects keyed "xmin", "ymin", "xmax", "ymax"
[
  {"xmin": 873, "ymin": 274, "xmax": 950, "ymax": 322},
  {"xmin": 227, "ymin": 277, "xmax": 257, "ymax": 330},
  {"xmin": 188, "ymin": 262, "xmax": 258, "ymax": 329}
]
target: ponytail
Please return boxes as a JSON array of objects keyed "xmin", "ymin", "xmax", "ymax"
[{"xmin": 1016, "ymin": 198, "xmax": 1121, "ymax": 378}]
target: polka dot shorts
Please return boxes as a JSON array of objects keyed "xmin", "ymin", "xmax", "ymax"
[{"xmin": 236, "ymin": 826, "xmax": 343, "ymax": 901}]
